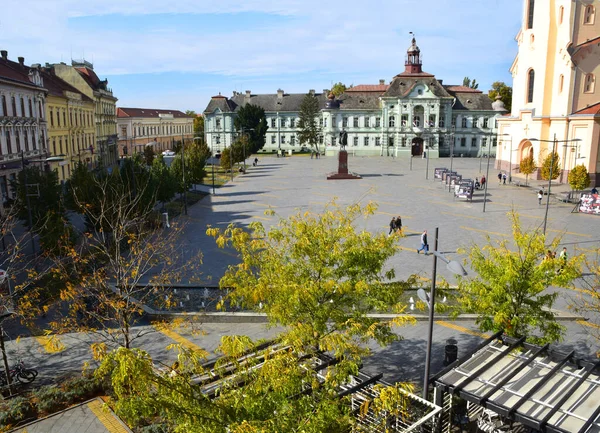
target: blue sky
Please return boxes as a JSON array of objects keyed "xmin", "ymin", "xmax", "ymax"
[{"xmin": 1, "ymin": 0, "xmax": 523, "ymax": 112}]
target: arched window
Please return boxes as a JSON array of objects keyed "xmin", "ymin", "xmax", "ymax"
[
  {"xmin": 584, "ymin": 74, "xmax": 596, "ymax": 93},
  {"xmin": 584, "ymin": 5, "xmax": 595, "ymax": 24},
  {"xmin": 559, "ymin": 74, "xmax": 564, "ymax": 93},
  {"xmin": 461, "ymin": 117, "xmax": 468, "ymax": 128},
  {"xmin": 527, "ymin": 0, "xmax": 535, "ymax": 29},
  {"xmin": 389, "ymin": 116, "xmax": 395, "ymax": 127},
  {"xmin": 559, "ymin": 6, "xmax": 564, "ymax": 24},
  {"xmin": 527, "ymin": 69, "xmax": 535, "ymax": 103}
]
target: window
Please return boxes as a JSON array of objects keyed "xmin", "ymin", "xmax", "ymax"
[
  {"xmin": 364, "ymin": 117, "xmax": 370, "ymax": 128},
  {"xmin": 484, "ymin": 118, "xmax": 490, "ymax": 128},
  {"xmin": 584, "ymin": 5, "xmax": 595, "ymax": 24},
  {"xmin": 319, "ymin": 135, "xmax": 323, "ymax": 144},
  {"xmin": 401, "ymin": 115, "xmax": 408, "ymax": 126},
  {"xmin": 492, "ymin": 138, "xmax": 498, "ymax": 147},
  {"xmin": 50, "ymin": 110, "xmax": 54, "ymax": 127},
  {"xmin": 402, "ymin": 137, "xmax": 407, "ymax": 147},
  {"xmin": 290, "ymin": 118, "xmax": 295, "ymax": 128},
  {"xmin": 216, "ymin": 118, "xmax": 221, "ymax": 129},
  {"xmin": 527, "ymin": 0, "xmax": 535, "ymax": 29},
  {"xmin": 460, "ymin": 137, "xmax": 466, "ymax": 147},
  {"xmin": 281, "ymin": 135, "xmax": 285, "ymax": 144},
  {"xmin": 342, "ymin": 117, "xmax": 348, "ymax": 128},
  {"xmin": 319, "ymin": 118, "xmax": 323, "ymax": 128},
  {"xmin": 375, "ymin": 137, "xmax": 381, "ymax": 146},
  {"xmin": 59, "ymin": 138, "xmax": 63, "ymax": 154},
  {"xmin": 15, "ymin": 132, "xmax": 21, "ymax": 152},
  {"xmin": 324, "ymin": 118, "xmax": 328, "ymax": 128},
  {"xmin": 1, "ymin": 95, "xmax": 6, "ymax": 116},
  {"xmin": 451, "ymin": 116, "xmax": 457, "ymax": 127},
  {"xmin": 461, "ymin": 117, "xmax": 467, "ymax": 128},
  {"xmin": 584, "ymin": 74, "xmax": 595, "ymax": 94},
  {"xmin": 364, "ymin": 136, "xmax": 369, "ymax": 146},
  {"xmin": 52, "ymin": 138, "xmax": 56, "ymax": 155},
  {"xmin": 11, "ymin": 96, "xmax": 17, "ymax": 116},
  {"xmin": 281, "ymin": 118, "xmax": 286, "ymax": 128},
  {"xmin": 559, "ymin": 74, "xmax": 564, "ymax": 93},
  {"xmin": 353, "ymin": 117, "xmax": 359, "ymax": 127},
  {"xmin": 439, "ymin": 118, "xmax": 445, "ymax": 128},
  {"xmin": 375, "ymin": 117, "xmax": 381, "ymax": 127},
  {"xmin": 121, "ymin": 126, "xmax": 127, "ymax": 137},
  {"xmin": 271, "ymin": 135, "xmax": 276, "ymax": 144},
  {"xmin": 63, "ymin": 111, "xmax": 66, "ymax": 126},
  {"xmin": 482, "ymin": 137, "xmax": 487, "ymax": 149},
  {"xmin": 389, "ymin": 116, "xmax": 395, "ymax": 127},
  {"xmin": 353, "ymin": 136, "xmax": 358, "ymax": 146},
  {"xmin": 20, "ymin": 98, "xmax": 25, "ymax": 117},
  {"xmin": 428, "ymin": 115, "xmax": 436, "ymax": 127},
  {"xmin": 216, "ymin": 136, "xmax": 221, "ymax": 144},
  {"xmin": 291, "ymin": 135, "xmax": 296, "ymax": 146},
  {"xmin": 389, "ymin": 136, "xmax": 394, "ymax": 147},
  {"xmin": 24, "ymin": 130, "xmax": 29, "ymax": 151},
  {"xmin": 5, "ymin": 131, "xmax": 11, "ymax": 153},
  {"xmin": 527, "ymin": 69, "xmax": 535, "ymax": 103},
  {"xmin": 471, "ymin": 137, "xmax": 477, "ymax": 147},
  {"xmin": 413, "ymin": 116, "xmax": 421, "ymax": 127},
  {"xmin": 28, "ymin": 99, "xmax": 32, "ymax": 117}
]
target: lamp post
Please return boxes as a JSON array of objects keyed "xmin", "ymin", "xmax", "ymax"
[
  {"xmin": 445, "ymin": 127, "xmax": 455, "ymax": 192},
  {"xmin": 181, "ymin": 133, "xmax": 187, "ymax": 216},
  {"xmin": 422, "ymin": 227, "xmax": 468, "ymax": 400},
  {"xmin": 425, "ymin": 135, "xmax": 430, "ymax": 180},
  {"xmin": 528, "ymin": 135, "xmax": 581, "ymax": 235}
]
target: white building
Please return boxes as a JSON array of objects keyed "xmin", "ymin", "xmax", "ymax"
[{"xmin": 204, "ymin": 39, "xmax": 507, "ymax": 158}]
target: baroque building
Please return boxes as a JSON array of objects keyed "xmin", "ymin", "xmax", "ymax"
[
  {"xmin": 497, "ymin": 0, "xmax": 600, "ymax": 185},
  {"xmin": 204, "ymin": 39, "xmax": 506, "ymax": 158},
  {"xmin": 0, "ymin": 51, "xmax": 48, "ymax": 209},
  {"xmin": 116, "ymin": 107, "xmax": 195, "ymax": 156},
  {"xmin": 41, "ymin": 67, "xmax": 96, "ymax": 182},
  {"xmin": 53, "ymin": 61, "xmax": 118, "ymax": 169}
]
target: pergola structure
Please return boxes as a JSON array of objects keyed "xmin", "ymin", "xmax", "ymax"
[
  {"xmin": 188, "ymin": 341, "xmax": 442, "ymax": 432},
  {"xmin": 432, "ymin": 332, "xmax": 600, "ymax": 433}
]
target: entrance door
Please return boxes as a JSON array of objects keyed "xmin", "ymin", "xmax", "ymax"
[{"xmin": 411, "ymin": 138, "xmax": 423, "ymax": 156}]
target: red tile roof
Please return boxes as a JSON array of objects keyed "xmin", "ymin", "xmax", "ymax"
[
  {"xmin": 444, "ymin": 85, "xmax": 483, "ymax": 93},
  {"xmin": 346, "ymin": 84, "xmax": 389, "ymax": 92},
  {"xmin": 75, "ymin": 66, "xmax": 101, "ymax": 88},
  {"xmin": 0, "ymin": 58, "xmax": 43, "ymax": 89},
  {"xmin": 40, "ymin": 68, "xmax": 93, "ymax": 103},
  {"xmin": 117, "ymin": 107, "xmax": 192, "ymax": 119},
  {"xmin": 572, "ymin": 101, "xmax": 600, "ymax": 115}
]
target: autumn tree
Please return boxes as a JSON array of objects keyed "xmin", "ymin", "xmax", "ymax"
[
  {"xmin": 568, "ymin": 164, "xmax": 591, "ymax": 192},
  {"xmin": 462, "ymin": 77, "xmax": 479, "ymax": 89},
  {"xmin": 457, "ymin": 212, "xmax": 582, "ymax": 344},
  {"xmin": 233, "ymin": 104, "xmax": 267, "ymax": 153},
  {"xmin": 298, "ymin": 93, "xmax": 321, "ymax": 154},
  {"xmin": 330, "ymin": 82, "xmax": 348, "ymax": 97},
  {"xmin": 541, "ymin": 151, "xmax": 561, "ymax": 181},
  {"xmin": 488, "ymin": 81, "xmax": 513, "ymax": 111},
  {"xmin": 519, "ymin": 155, "xmax": 536, "ymax": 186}
]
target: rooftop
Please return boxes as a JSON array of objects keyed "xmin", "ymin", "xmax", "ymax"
[{"xmin": 117, "ymin": 107, "xmax": 192, "ymax": 119}]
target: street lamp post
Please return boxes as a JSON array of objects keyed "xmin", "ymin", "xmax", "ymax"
[
  {"xmin": 482, "ymin": 130, "xmax": 494, "ymax": 213},
  {"xmin": 422, "ymin": 227, "xmax": 468, "ymax": 400},
  {"xmin": 446, "ymin": 128, "xmax": 455, "ymax": 192},
  {"xmin": 529, "ymin": 135, "xmax": 581, "ymax": 235},
  {"xmin": 181, "ymin": 133, "xmax": 187, "ymax": 216},
  {"xmin": 425, "ymin": 136, "xmax": 430, "ymax": 180}
]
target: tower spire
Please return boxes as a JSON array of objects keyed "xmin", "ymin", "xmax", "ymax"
[{"xmin": 405, "ymin": 33, "xmax": 422, "ymax": 74}]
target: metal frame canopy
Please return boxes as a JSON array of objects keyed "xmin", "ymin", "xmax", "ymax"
[{"xmin": 432, "ymin": 334, "xmax": 600, "ymax": 433}]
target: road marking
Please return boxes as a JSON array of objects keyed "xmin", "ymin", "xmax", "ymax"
[
  {"xmin": 516, "ymin": 213, "xmax": 547, "ymax": 220},
  {"xmin": 441, "ymin": 211, "xmax": 483, "ymax": 221},
  {"xmin": 153, "ymin": 326, "xmax": 205, "ymax": 353},
  {"xmin": 252, "ymin": 215, "xmax": 271, "ymax": 221},
  {"xmin": 312, "ymin": 192, "xmax": 334, "ymax": 198},
  {"xmin": 435, "ymin": 320, "xmax": 491, "ymax": 339},
  {"xmin": 430, "ymin": 200, "xmax": 466, "ymax": 208},
  {"xmin": 309, "ymin": 201, "xmax": 328, "ymax": 205},
  {"xmin": 87, "ymin": 399, "xmax": 131, "ymax": 433},
  {"xmin": 400, "ymin": 246, "xmax": 419, "ymax": 253},
  {"xmin": 216, "ymin": 249, "xmax": 238, "ymax": 258},
  {"xmin": 375, "ymin": 211, "xmax": 413, "ymax": 219},
  {"xmin": 253, "ymin": 203, "xmax": 276, "ymax": 208},
  {"xmin": 546, "ymin": 229, "xmax": 592, "ymax": 238},
  {"xmin": 34, "ymin": 335, "xmax": 66, "ymax": 353},
  {"xmin": 260, "ymin": 194, "xmax": 280, "ymax": 199},
  {"xmin": 577, "ymin": 320, "xmax": 600, "ymax": 330},
  {"xmin": 460, "ymin": 226, "xmax": 509, "ymax": 237},
  {"xmin": 575, "ymin": 247, "xmax": 599, "ymax": 254}
]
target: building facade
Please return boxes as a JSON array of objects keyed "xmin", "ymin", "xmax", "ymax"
[
  {"xmin": 0, "ymin": 51, "xmax": 48, "ymax": 210},
  {"xmin": 116, "ymin": 108, "xmax": 194, "ymax": 156},
  {"xmin": 497, "ymin": 0, "xmax": 600, "ymax": 185},
  {"xmin": 41, "ymin": 68, "xmax": 96, "ymax": 182},
  {"xmin": 204, "ymin": 39, "xmax": 506, "ymax": 158},
  {"xmin": 53, "ymin": 61, "xmax": 118, "ymax": 170}
]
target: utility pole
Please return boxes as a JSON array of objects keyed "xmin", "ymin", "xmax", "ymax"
[{"xmin": 181, "ymin": 133, "xmax": 187, "ymax": 215}]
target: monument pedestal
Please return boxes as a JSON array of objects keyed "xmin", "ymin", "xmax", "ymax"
[{"xmin": 327, "ymin": 150, "xmax": 362, "ymax": 180}]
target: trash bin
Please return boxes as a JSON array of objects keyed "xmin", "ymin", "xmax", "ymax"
[
  {"xmin": 288, "ymin": 149, "xmax": 293, "ymax": 156},
  {"xmin": 444, "ymin": 338, "xmax": 458, "ymax": 366}
]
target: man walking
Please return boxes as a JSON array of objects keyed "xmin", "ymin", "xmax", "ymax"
[
  {"xmin": 389, "ymin": 217, "xmax": 396, "ymax": 235},
  {"xmin": 395, "ymin": 215, "xmax": 403, "ymax": 234},
  {"xmin": 417, "ymin": 230, "xmax": 429, "ymax": 255},
  {"xmin": 502, "ymin": 173, "xmax": 507, "ymax": 185},
  {"xmin": 498, "ymin": 172, "xmax": 502, "ymax": 184},
  {"xmin": 538, "ymin": 190, "xmax": 543, "ymax": 205},
  {"xmin": 559, "ymin": 247, "xmax": 568, "ymax": 272}
]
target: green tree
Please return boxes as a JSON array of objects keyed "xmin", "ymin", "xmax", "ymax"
[
  {"xmin": 568, "ymin": 164, "xmax": 590, "ymax": 191},
  {"xmin": 186, "ymin": 140, "xmax": 210, "ymax": 187},
  {"xmin": 143, "ymin": 146, "xmax": 155, "ymax": 166},
  {"xmin": 170, "ymin": 155, "xmax": 193, "ymax": 195},
  {"xmin": 462, "ymin": 77, "xmax": 479, "ymax": 89},
  {"xmin": 194, "ymin": 115, "xmax": 204, "ymax": 139},
  {"xmin": 488, "ymin": 81, "xmax": 513, "ymax": 111},
  {"xmin": 13, "ymin": 166, "xmax": 62, "ymax": 232},
  {"xmin": 233, "ymin": 104, "xmax": 267, "ymax": 153},
  {"xmin": 330, "ymin": 82, "xmax": 348, "ymax": 97},
  {"xmin": 457, "ymin": 212, "xmax": 582, "ymax": 344},
  {"xmin": 540, "ymin": 151, "xmax": 561, "ymax": 181},
  {"xmin": 298, "ymin": 93, "xmax": 321, "ymax": 154},
  {"xmin": 151, "ymin": 155, "xmax": 177, "ymax": 207},
  {"xmin": 219, "ymin": 142, "xmax": 245, "ymax": 171},
  {"xmin": 519, "ymin": 155, "xmax": 536, "ymax": 186}
]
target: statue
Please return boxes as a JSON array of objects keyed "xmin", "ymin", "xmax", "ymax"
[{"xmin": 339, "ymin": 130, "xmax": 348, "ymax": 150}]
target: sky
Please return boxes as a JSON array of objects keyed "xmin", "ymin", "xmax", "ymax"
[{"xmin": 0, "ymin": 0, "xmax": 523, "ymax": 113}]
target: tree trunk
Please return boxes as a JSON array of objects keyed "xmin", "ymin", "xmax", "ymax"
[{"xmin": 0, "ymin": 326, "xmax": 13, "ymax": 393}]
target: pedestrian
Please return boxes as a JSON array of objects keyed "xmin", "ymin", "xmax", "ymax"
[
  {"xmin": 395, "ymin": 215, "xmax": 403, "ymax": 234},
  {"xmin": 559, "ymin": 247, "xmax": 568, "ymax": 264},
  {"xmin": 417, "ymin": 229, "xmax": 429, "ymax": 255},
  {"xmin": 502, "ymin": 173, "xmax": 507, "ymax": 185},
  {"xmin": 498, "ymin": 172, "xmax": 502, "ymax": 184},
  {"xmin": 389, "ymin": 217, "xmax": 396, "ymax": 235},
  {"xmin": 481, "ymin": 176, "xmax": 486, "ymax": 188},
  {"xmin": 538, "ymin": 190, "xmax": 543, "ymax": 205},
  {"xmin": 545, "ymin": 250, "xmax": 554, "ymax": 261},
  {"xmin": 254, "ymin": 157, "xmax": 259, "ymax": 166},
  {"xmin": 422, "ymin": 150, "xmax": 427, "ymax": 159}
]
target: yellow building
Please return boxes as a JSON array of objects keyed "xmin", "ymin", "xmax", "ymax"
[
  {"xmin": 41, "ymin": 68, "xmax": 96, "ymax": 182},
  {"xmin": 497, "ymin": 0, "xmax": 600, "ymax": 186}
]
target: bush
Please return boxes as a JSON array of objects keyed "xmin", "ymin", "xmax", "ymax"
[
  {"xmin": 139, "ymin": 424, "xmax": 171, "ymax": 433},
  {"xmin": 62, "ymin": 374, "xmax": 105, "ymax": 403},
  {"xmin": 0, "ymin": 396, "xmax": 37, "ymax": 427},
  {"xmin": 33, "ymin": 385, "xmax": 68, "ymax": 414}
]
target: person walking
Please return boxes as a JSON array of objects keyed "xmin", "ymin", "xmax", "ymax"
[
  {"xmin": 502, "ymin": 173, "xmax": 507, "ymax": 185},
  {"xmin": 497, "ymin": 172, "xmax": 502, "ymax": 184},
  {"xmin": 395, "ymin": 215, "xmax": 403, "ymax": 234},
  {"xmin": 389, "ymin": 217, "xmax": 396, "ymax": 235},
  {"xmin": 538, "ymin": 190, "xmax": 543, "ymax": 205},
  {"xmin": 254, "ymin": 157, "xmax": 259, "ymax": 166},
  {"xmin": 481, "ymin": 176, "xmax": 486, "ymax": 188},
  {"xmin": 559, "ymin": 247, "xmax": 568, "ymax": 269},
  {"xmin": 417, "ymin": 230, "xmax": 429, "ymax": 255}
]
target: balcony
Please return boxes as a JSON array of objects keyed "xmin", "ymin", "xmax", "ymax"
[{"xmin": 0, "ymin": 149, "xmax": 42, "ymax": 164}]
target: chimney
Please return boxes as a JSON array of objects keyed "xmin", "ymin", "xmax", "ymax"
[
  {"xmin": 245, "ymin": 90, "xmax": 251, "ymax": 98},
  {"xmin": 309, "ymin": 89, "xmax": 315, "ymax": 95},
  {"xmin": 18, "ymin": 57, "xmax": 24, "ymax": 65},
  {"xmin": 438, "ymin": 80, "xmax": 443, "ymax": 85},
  {"xmin": 379, "ymin": 79, "xmax": 385, "ymax": 85},
  {"xmin": 277, "ymin": 89, "xmax": 284, "ymax": 98},
  {"xmin": 0, "ymin": 50, "xmax": 7, "ymax": 60}
]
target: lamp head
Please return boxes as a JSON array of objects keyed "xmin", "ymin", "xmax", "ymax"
[{"xmin": 447, "ymin": 260, "xmax": 468, "ymax": 276}]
